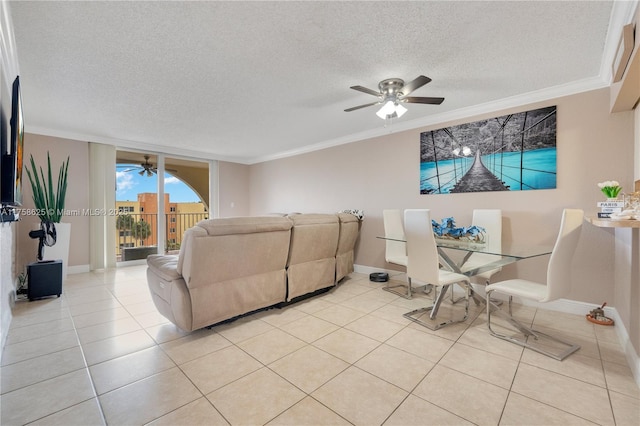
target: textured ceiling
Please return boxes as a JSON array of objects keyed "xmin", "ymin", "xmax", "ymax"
[{"xmin": 7, "ymin": 1, "xmax": 629, "ymax": 164}]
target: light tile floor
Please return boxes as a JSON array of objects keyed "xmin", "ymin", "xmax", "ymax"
[{"xmin": 1, "ymin": 266, "xmax": 638, "ymax": 425}]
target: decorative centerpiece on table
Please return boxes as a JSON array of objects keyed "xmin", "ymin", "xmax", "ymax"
[
  {"xmin": 432, "ymin": 217, "xmax": 485, "ymax": 243},
  {"xmin": 596, "ymin": 180, "xmax": 624, "ymax": 219}
]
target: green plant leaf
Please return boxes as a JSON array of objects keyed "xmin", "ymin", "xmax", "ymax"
[{"xmin": 24, "ymin": 152, "xmax": 69, "ymax": 223}]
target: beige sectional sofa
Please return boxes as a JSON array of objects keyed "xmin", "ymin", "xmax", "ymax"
[{"xmin": 146, "ymin": 213, "xmax": 360, "ymax": 331}]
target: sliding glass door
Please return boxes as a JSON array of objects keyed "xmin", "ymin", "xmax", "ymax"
[{"xmin": 115, "ymin": 150, "xmax": 210, "ymax": 263}]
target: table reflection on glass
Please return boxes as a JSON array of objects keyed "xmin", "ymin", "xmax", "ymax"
[
  {"xmin": 377, "ymin": 235, "xmax": 553, "ymax": 313},
  {"xmin": 433, "ymin": 238, "xmax": 552, "ymax": 276}
]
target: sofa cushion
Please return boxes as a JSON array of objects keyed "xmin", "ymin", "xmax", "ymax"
[
  {"xmin": 336, "ymin": 213, "xmax": 360, "ymax": 252},
  {"xmin": 195, "ymin": 216, "xmax": 292, "ymax": 236},
  {"xmin": 181, "ymin": 216, "xmax": 292, "ymax": 289},
  {"xmin": 286, "ymin": 214, "xmax": 339, "ymax": 265},
  {"xmin": 286, "ymin": 213, "xmax": 340, "ymax": 300}
]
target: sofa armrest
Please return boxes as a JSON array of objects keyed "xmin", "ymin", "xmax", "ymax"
[
  {"xmin": 147, "ymin": 256, "xmax": 192, "ymax": 331},
  {"xmin": 147, "ymin": 254, "xmax": 181, "ymax": 281}
]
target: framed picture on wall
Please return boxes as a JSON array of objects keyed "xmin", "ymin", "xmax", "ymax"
[
  {"xmin": 419, "ymin": 105, "xmax": 557, "ymax": 195},
  {"xmin": 612, "ymin": 23, "xmax": 635, "ymax": 83}
]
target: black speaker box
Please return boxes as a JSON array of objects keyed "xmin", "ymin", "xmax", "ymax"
[{"xmin": 27, "ymin": 260, "xmax": 63, "ymax": 301}]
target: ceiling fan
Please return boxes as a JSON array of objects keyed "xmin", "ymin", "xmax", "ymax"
[
  {"xmin": 344, "ymin": 75, "xmax": 444, "ymax": 119},
  {"xmin": 118, "ymin": 155, "xmax": 177, "ymax": 177}
]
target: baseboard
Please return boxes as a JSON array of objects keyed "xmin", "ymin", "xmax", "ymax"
[
  {"xmin": 353, "ymin": 263, "xmax": 640, "ymax": 389},
  {"xmin": 608, "ymin": 308, "xmax": 640, "ymax": 389},
  {"xmin": 354, "ymin": 264, "xmax": 407, "ymax": 280}
]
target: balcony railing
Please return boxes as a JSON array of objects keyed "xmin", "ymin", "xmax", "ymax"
[{"xmin": 116, "ymin": 212, "xmax": 208, "ymax": 261}]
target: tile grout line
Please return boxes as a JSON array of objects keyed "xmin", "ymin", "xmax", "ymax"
[{"xmin": 64, "ymin": 290, "xmax": 109, "ymax": 426}]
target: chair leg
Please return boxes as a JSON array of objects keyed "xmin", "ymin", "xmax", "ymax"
[
  {"xmin": 404, "ymin": 281, "xmax": 470, "ymax": 331},
  {"xmin": 452, "ymin": 281, "xmax": 474, "ymax": 305},
  {"xmin": 485, "ymin": 290, "xmax": 580, "ymax": 361},
  {"xmin": 485, "ymin": 279, "xmax": 503, "ymax": 306},
  {"xmin": 383, "ymin": 276, "xmax": 413, "ymax": 299},
  {"xmin": 465, "ymin": 280, "xmax": 503, "ymax": 307},
  {"xmin": 382, "ymin": 277, "xmax": 431, "ymax": 300}
]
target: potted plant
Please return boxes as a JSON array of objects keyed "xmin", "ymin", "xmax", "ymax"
[
  {"xmin": 25, "ymin": 152, "xmax": 71, "ymax": 277},
  {"xmin": 597, "ymin": 180, "xmax": 622, "ymax": 200},
  {"xmin": 25, "ymin": 152, "xmax": 69, "ymax": 222}
]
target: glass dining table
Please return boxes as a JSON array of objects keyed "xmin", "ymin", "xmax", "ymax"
[
  {"xmin": 432, "ymin": 238, "xmax": 552, "ymax": 274},
  {"xmin": 377, "ymin": 235, "xmax": 553, "ymax": 314}
]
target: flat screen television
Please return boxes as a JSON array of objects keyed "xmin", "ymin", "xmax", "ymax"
[{"xmin": 1, "ymin": 75, "xmax": 24, "ymax": 207}]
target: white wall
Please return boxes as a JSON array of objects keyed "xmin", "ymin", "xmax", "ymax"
[
  {"xmin": 218, "ymin": 161, "xmax": 250, "ymax": 217},
  {"xmin": 0, "ymin": 0, "xmax": 20, "ymax": 351}
]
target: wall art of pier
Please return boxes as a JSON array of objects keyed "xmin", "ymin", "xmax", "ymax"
[{"xmin": 420, "ymin": 106, "xmax": 557, "ymax": 195}]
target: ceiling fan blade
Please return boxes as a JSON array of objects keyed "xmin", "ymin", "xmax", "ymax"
[
  {"xmin": 152, "ymin": 167, "xmax": 179, "ymax": 173},
  {"xmin": 402, "ymin": 96, "xmax": 445, "ymax": 105},
  {"xmin": 401, "ymin": 75, "xmax": 432, "ymax": 96},
  {"xmin": 349, "ymin": 85, "xmax": 380, "ymax": 97},
  {"xmin": 344, "ymin": 101, "xmax": 381, "ymax": 112}
]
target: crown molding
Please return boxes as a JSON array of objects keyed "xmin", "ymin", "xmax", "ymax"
[{"xmin": 24, "ymin": 125, "xmax": 246, "ymax": 164}]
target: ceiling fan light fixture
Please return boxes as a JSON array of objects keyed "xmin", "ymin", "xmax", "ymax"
[
  {"xmin": 376, "ymin": 100, "xmax": 396, "ymax": 119},
  {"xmin": 376, "ymin": 99, "xmax": 407, "ymax": 120},
  {"xmin": 138, "ymin": 169, "xmax": 145, "ymax": 176},
  {"xmin": 395, "ymin": 102, "xmax": 407, "ymax": 118}
]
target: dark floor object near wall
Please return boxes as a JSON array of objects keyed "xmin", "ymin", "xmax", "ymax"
[
  {"xmin": 369, "ymin": 272, "xmax": 389, "ymax": 282},
  {"xmin": 27, "ymin": 260, "xmax": 62, "ymax": 300}
]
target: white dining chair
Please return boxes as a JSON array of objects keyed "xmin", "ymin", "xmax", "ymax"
[
  {"xmin": 485, "ymin": 208, "xmax": 584, "ymax": 360},
  {"xmin": 403, "ymin": 209, "xmax": 473, "ymax": 330},
  {"xmin": 458, "ymin": 209, "xmax": 503, "ymax": 306},
  {"xmin": 463, "ymin": 209, "xmax": 502, "ymax": 284},
  {"xmin": 382, "ymin": 209, "xmax": 412, "ymax": 298}
]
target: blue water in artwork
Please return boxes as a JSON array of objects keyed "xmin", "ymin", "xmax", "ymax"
[
  {"xmin": 420, "ymin": 147, "xmax": 556, "ymax": 193},
  {"xmin": 420, "ymin": 157, "xmax": 474, "ymax": 194}
]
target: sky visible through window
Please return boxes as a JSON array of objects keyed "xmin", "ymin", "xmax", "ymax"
[{"xmin": 116, "ymin": 168, "xmax": 201, "ymax": 203}]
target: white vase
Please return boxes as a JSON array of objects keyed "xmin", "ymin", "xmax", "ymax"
[{"xmin": 43, "ymin": 222, "xmax": 71, "ymax": 280}]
